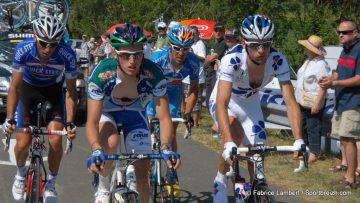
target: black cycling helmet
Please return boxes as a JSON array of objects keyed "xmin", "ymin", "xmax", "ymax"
[{"xmin": 110, "ymin": 23, "xmax": 147, "ymax": 48}]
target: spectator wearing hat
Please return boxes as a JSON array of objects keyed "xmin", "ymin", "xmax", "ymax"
[
  {"xmin": 295, "ymin": 35, "xmax": 330, "ymax": 165},
  {"xmin": 153, "ymin": 21, "xmax": 169, "ymax": 51},
  {"xmin": 319, "ymin": 20, "xmax": 360, "ymax": 189},
  {"xmin": 204, "ymin": 22, "xmax": 227, "ymax": 134},
  {"xmin": 224, "ymin": 28, "xmax": 243, "ymax": 55}
]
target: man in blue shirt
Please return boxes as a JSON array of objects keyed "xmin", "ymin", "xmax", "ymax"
[{"xmin": 319, "ymin": 20, "xmax": 360, "ymax": 189}]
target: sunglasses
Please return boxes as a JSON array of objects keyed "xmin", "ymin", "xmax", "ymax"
[
  {"xmin": 225, "ymin": 35, "xmax": 237, "ymax": 40},
  {"xmin": 214, "ymin": 28, "xmax": 224, "ymax": 32},
  {"xmin": 37, "ymin": 38, "xmax": 59, "ymax": 48},
  {"xmin": 337, "ymin": 29, "xmax": 355, "ymax": 35},
  {"xmin": 115, "ymin": 50, "xmax": 144, "ymax": 60},
  {"xmin": 170, "ymin": 44, "xmax": 191, "ymax": 53},
  {"xmin": 245, "ymin": 41, "xmax": 272, "ymax": 50}
]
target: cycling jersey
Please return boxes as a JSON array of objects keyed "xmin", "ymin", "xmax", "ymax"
[
  {"xmin": 209, "ymin": 48, "xmax": 290, "ymax": 145},
  {"xmin": 12, "ymin": 38, "xmax": 77, "ymax": 87},
  {"xmin": 146, "ymin": 47, "xmax": 200, "ymax": 117},
  {"xmin": 88, "ymin": 58, "xmax": 168, "ymax": 153}
]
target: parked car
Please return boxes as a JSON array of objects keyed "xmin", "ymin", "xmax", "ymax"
[{"xmin": 0, "ymin": 31, "xmax": 88, "ymax": 124}]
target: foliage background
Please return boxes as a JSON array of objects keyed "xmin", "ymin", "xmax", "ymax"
[{"xmin": 68, "ymin": 0, "xmax": 360, "ymax": 70}]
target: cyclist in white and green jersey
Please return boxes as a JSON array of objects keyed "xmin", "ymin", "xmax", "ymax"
[{"xmin": 86, "ymin": 23, "xmax": 180, "ymax": 203}]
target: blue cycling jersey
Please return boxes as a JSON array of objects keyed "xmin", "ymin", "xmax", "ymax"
[
  {"xmin": 147, "ymin": 47, "xmax": 200, "ymax": 117},
  {"xmin": 12, "ymin": 38, "xmax": 77, "ymax": 87}
]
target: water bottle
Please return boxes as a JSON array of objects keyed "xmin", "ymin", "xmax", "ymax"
[
  {"xmin": 234, "ymin": 178, "xmax": 251, "ymax": 201},
  {"xmin": 126, "ymin": 164, "xmax": 137, "ymax": 193}
]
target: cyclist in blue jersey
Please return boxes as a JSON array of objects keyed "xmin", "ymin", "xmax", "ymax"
[
  {"xmin": 86, "ymin": 23, "xmax": 179, "ymax": 203},
  {"xmin": 147, "ymin": 25, "xmax": 200, "ymax": 150},
  {"xmin": 2, "ymin": 15, "xmax": 77, "ymax": 202}
]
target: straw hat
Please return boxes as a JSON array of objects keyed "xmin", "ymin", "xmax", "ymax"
[{"xmin": 298, "ymin": 35, "xmax": 327, "ymax": 56}]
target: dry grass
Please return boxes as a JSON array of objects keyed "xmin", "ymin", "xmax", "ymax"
[{"xmin": 179, "ymin": 109, "xmax": 360, "ymax": 203}]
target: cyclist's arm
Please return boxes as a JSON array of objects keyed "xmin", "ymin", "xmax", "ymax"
[
  {"xmin": 7, "ymin": 71, "xmax": 24, "ymax": 119},
  {"xmin": 280, "ymin": 81, "xmax": 302, "ymax": 140},
  {"xmin": 65, "ymin": 78, "xmax": 77, "ymax": 122},
  {"xmin": 216, "ymin": 80, "xmax": 233, "ymax": 142},
  {"xmin": 184, "ymin": 80, "xmax": 198, "ymax": 114},
  {"xmin": 86, "ymin": 99, "xmax": 103, "ymax": 150},
  {"xmin": 154, "ymin": 95, "xmax": 174, "ymax": 147}
]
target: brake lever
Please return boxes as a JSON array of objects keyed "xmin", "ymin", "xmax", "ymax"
[
  {"xmin": 3, "ymin": 134, "xmax": 10, "ymax": 152},
  {"xmin": 92, "ymin": 157, "xmax": 101, "ymax": 188},
  {"xmin": 301, "ymin": 144, "xmax": 309, "ymax": 169}
]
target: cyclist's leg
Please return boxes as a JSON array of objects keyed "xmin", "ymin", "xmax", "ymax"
[
  {"xmin": 168, "ymin": 88, "xmax": 182, "ymax": 152},
  {"xmin": 122, "ymin": 110, "xmax": 152, "ymax": 203}
]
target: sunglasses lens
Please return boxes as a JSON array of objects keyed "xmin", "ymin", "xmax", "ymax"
[
  {"xmin": 38, "ymin": 39, "xmax": 58, "ymax": 48},
  {"xmin": 337, "ymin": 30, "xmax": 354, "ymax": 35},
  {"xmin": 172, "ymin": 45, "xmax": 181, "ymax": 52},
  {"xmin": 171, "ymin": 45, "xmax": 190, "ymax": 53}
]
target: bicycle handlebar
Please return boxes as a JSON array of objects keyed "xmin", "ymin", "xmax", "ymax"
[
  {"xmin": 237, "ymin": 145, "xmax": 297, "ymax": 153},
  {"xmin": 3, "ymin": 127, "xmax": 72, "ymax": 155}
]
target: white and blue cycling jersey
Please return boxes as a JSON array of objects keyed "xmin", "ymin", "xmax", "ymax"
[
  {"xmin": 209, "ymin": 48, "xmax": 291, "ymax": 145},
  {"xmin": 12, "ymin": 38, "xmax": 77, "ymax": 87},
  {"xmin": 146, "ymin": 47, "xmax": 200, "ymax": 117}
]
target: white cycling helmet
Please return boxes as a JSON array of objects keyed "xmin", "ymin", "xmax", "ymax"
[
  {"xmin": 241, "ymin": 15, "xmax": 275, "ymax": 41},
  {"xmin": 157, "ymin": 21, "xmax": 167, "ymax": 29},
  {"xmin": 33, "ymin": 15, "xmax": 65, "ymax": 41}
]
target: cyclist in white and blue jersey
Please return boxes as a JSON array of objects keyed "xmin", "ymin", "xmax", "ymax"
[
  {"xmin": 2, "ymin": 15, "xmax": 77, "ymax": 202},
  {"xmin": 210, "ymin": 15, "xmax": 305, "ymax": 202},
  {"xmin": 147, "ymin": 25, "xmax": 200, "ymax": 151}
]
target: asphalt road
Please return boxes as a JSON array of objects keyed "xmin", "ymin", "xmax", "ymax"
[{"xmin": 0, "ymin": 126, "xmax": 300, "ymax": 203}]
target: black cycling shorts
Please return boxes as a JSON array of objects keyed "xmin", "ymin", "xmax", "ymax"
[{"xmin": 15, "ymin": 82, "xmax": 65, "ymax": 127}]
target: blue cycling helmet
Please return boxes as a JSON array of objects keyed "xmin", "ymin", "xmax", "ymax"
[
  {"xmin": 241, "ymin": 15, "xmax": 275, "ymax": 41},
  {"xmin": 167, "ymin": 25, "xmax": 194, "ymax": 47}
]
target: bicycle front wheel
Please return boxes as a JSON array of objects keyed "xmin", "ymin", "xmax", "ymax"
[
  {"xmin": 25, "ymin": 156, "xmax": 41, "ymax": 203},
  {"xmin": 250, "ymin": 184, "xmax": 276, "ymax": 203}
]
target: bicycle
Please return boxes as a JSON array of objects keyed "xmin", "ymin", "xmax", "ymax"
[
  {"xmin": 91, "ymin": 153, "xmax": 171, "ymax": 203},
  {"xmin": 230, "ymin": 144, "xmax": 308, "ymax": 203},
  {"xmin": 3, "ymin": 102, "xmax": 72, "ymax": 203},
  {"xmin": 148, "ymin": 117, "xmax": 186, "ymax": 203},
  {"xmin": 0, "ymin": 0, "xmax": 28, "ymax": 31}
]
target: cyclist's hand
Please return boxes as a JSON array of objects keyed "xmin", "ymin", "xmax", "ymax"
[
  {"xmin": 293, "ymin": 139, "xmax": 305, "ymax": 159},
  {"xmin": 65, "ymin": 122, "xmax": 76, "ymax": 140},
  {"xmin": 161, "ymin": 149, "xmax": 181, "ymax": 169},
  {"xmin": 222, "ymin": 142, "xmax": 237, "ymax": 165},
  {"xmin": 183, "ymin": 113, "xmax": 194, "ymax": 128},
  {"xmin": 87, "ymin": 149, "xmax": 105, "ymax": 174},
  {"xmin": 2, "ymin": 118, "xmax": 17, "ymax": 136}
]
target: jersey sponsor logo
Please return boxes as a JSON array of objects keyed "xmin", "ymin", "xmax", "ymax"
[
  {"xmin": 143, "ymin": 70, "xmax": 153, "ymax": 79},
  {"xmin": 8, "ymin": 33, "xmax": 34, "ymax": 39},
  {"xmin": 98, "ymin": 70, "xmax": 115, "ymax": 80},
  {"xmin": 14, "ymin": 43, "xmax": 33, "ymax": 62},
  {"xmin": 129, "ymin": 129, "xmax": 149, "ymax": 143},
  {"xmin": 58, "ymin": 47, "xmax": 76, "ymax": 68},
  {"xmin": 272, "ymin": 55, "xmax": 283, "ymax": 71},
  {"xmin": 230, "ymin": 56, "xmax": 241, "ymax": 71},
  {"xmin": 88, "ymin": 82, "xmax": 104, "ymax": 100}
]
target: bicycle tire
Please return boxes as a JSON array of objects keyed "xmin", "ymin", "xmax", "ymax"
[
  {"xmin": 109, "ymin": 166, "xmax": 118, "ymax": 203},
  {"xmin": 35, "ymin": 0, "xmax": 69, "ymax": 24},
  {"xmin": 25, "ymin": 156, "xmax": 41, "ymax": 203},
  {"xmin": 249, "ymin": 184, "xmax": 276, "ymax": 203},
  {"xmin": 0, "ymin": 0, "xmax": 28, "ymax": 31}
]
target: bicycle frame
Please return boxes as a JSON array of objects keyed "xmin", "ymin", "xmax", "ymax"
[{"xmin": 231, "ymin": 145, "xmax": 308, "ymax": 203}]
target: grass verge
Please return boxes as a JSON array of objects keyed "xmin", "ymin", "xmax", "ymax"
[{"xmin": 181, "ymin": 109, "xmax": 359, "ymax": 203}]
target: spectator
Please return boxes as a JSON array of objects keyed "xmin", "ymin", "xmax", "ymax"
[
  {"xmin": 88, "ymin": 37, "xmax": 96, "ymax": 67},
  {"xmin": 182, "ymin": 26, "xmax": 206, "ymax": 129},
  {"xmin": 224, "ymin": 28, "xmax": 243, "ymax": 55},
  {"xmin": 319, "ymin": 20, "xmax": 360, "ymax": 189},
  {"xmin": 295, "ymin": 35, "xmax": 329, "ymax": 164},
  {"xmin": 204, "ymin": 22, "xmax": 227, "ymax": 134},
  {"xmin": 79, "ymin": 34, "xmax": 91, "ymax": 77},
  {"xmin": 152, "ymin": 21, "xmax": 168, "ymax": 51}
]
